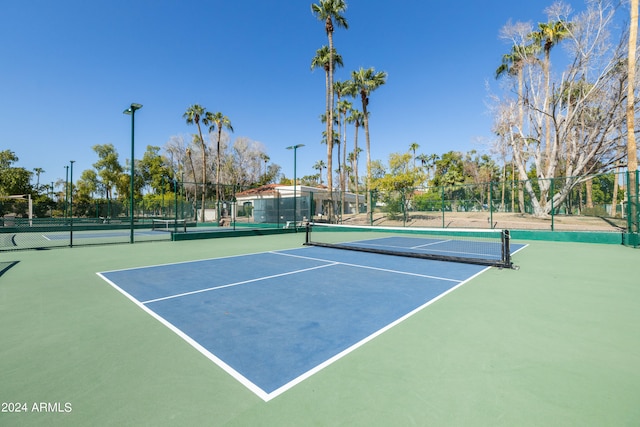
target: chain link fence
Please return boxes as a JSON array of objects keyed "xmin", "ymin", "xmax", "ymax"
[
  {"xmin": 2, "ymin": 172, "xmax": 639, "ymax": 250},
  {"xmin": 357, "ymin": 171, "xmax": 638, "ymax": 247}
]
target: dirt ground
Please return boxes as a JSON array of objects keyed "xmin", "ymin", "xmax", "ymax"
[{"xmin": 341, "ymin": 211, "xmax": 627, "ymax": 231}]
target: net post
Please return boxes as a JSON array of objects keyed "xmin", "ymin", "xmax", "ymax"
[
  {"xmin": 304, "ymin": 222, "xmax": 311, "ymax": 245},
  {"xmin": 502, "ymin": 229, "xmax": 512, "ymax": 268}
]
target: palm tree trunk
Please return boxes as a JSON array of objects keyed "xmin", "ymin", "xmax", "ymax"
[
  {"xmin": 542, "ymin": 51, "xmax": 551, "ymax": 209},
  {"xmin": 362, "ymin": 98, "xmax": 372, "ymax": 222},
  {"xmin": 217, "ymin": 128, "xmax": 222, "ymax": 220},
  {"xmin": 325, "ymin": 68, "xmax": 334, "ymax": 221},
  {"xmin": 354, "ymin": 124, "xmax": 359, "ymax": 215},
  {"xmin": 341, "ymin": 109, "xmax": 347, "ymax": 217},
  {"xmin": 194, "ymin": 123, "xmax": 206, "ymax": 223},
  {"xmin": 187, "ymin": 150, "xmax": 197, "ymax": 219},
  {"xmin": 327, "ymin": 29, "xmax": 335, "ymax": 222},
  {"xmin": 201, "ymin": 141, "xmax": 206, "ymax": 223}
]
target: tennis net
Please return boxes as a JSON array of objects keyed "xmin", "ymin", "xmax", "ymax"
[
  {"xmin": 151, "ymin": 219, "xmax": 187, "ymax": 233},
  {"xmin": 304, "ymin": 223, "xmax": 513, "ymax": 268}
]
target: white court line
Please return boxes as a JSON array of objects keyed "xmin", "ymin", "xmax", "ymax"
[
  {"xmin": 411, "ymin": 239, "xmax": 452, "ymax": 249},
  {"xmin": 97, "ymin": 271, "xmax": 272, "ymax": 401},
  {"xmin": 346, "ymin": 240, "xmax": 500, "ymax": 259},
  {"xmin": 99, "ymin": 248, "xmax": 296, "ymax": 274},
  {"xmin": 272, "ymin": 250, "xmax": 462, "ymax": 283},
  {"xmin": 262, "ymin": 264, "xmax": 491, "ymax": 401},
  {"xmin": 141, "ymin": 262, "xmax": 339, "ymax": 304}
]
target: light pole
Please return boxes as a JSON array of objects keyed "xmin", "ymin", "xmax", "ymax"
[
  {"xmin": 286, "ymin": 144, "xmax": 305, "ymax": 230},
  {"xmin": 123, "ymin": 103, "xmax": 142, "ymax": 244},
  {"xmin": 50, "ymin": 181, "xmax": 54, "ymax": 218},
  {"xmin": 64, "ymin": 165, "xmax": 69, "ymax": 220},
  {"xmin": 69, "ymin": 160, "xmax": 75, "ymax": 247}
]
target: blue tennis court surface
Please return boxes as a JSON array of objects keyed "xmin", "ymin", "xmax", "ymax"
[{"xmin": 98, "ymin": 240, "xmax": 525, "ymax": 401}]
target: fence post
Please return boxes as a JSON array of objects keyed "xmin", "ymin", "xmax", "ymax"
[
  {"xmin": 402, "ymin": 189, "xmax": 407, "ymax": 227},
  {"xmin": 174, "ymin": 179, "xmax": 178, "ymax": 233},
  {"xmin": 441, "ymin": 186, "xmax": 445, "ymax": 228},
  {"xmin": 369, "ymin": 190, "xmax": 373, "ymax": 226},
  {"xmin": 550, "ymin": 177, "xmax": 555, "ymax": 231},
  {"xmin": 631, "ymin": 170, "xmax": 639, "ymax": 236},
  {"xmin": 489, "ymin": 182, "xmax": 494, "ymax": 229},
  {"xmin": 636, "ymin": 170, "xmax": 640, "ymax": 235}
]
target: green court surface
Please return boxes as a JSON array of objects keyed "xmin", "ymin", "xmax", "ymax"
[{"xmin": 1, "ymin": 234, "xmax": 639, "ymax": 426}]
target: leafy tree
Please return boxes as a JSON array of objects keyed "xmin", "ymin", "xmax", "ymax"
[
  {"xmin": 413, "ymin": 192, "xmax": 448, "ymax": 212},
  {"xmin": 92, "ymin": 144, "xmax": 122, "ymax": 203},
  {"xmin": 431, "ymin": 151, "xmax": 464, "ymax": 188},
  {"xmin": 115, "ymin": 159, "xmax": 143, "ymax": 204},
  {"xmin": 139, "ymin": 145, "xmax": 172, "ymax": 194},
  {"xmin": 372, "ymin": 152, "xmax": 426, "ymax": 220},
  {"xmin": 76, "ymin": 169, "xmax": 99, "ymax": 199},
  {"xmin": 0, "ymin": 150, "xmax": 32, "ymax": 196}
]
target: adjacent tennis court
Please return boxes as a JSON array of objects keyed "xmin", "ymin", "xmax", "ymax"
[{"xmin": 1, "ymin": 229, "xmax": 638, "ymax": 426}]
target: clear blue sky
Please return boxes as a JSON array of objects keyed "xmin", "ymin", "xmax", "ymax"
[{"xmin": 1, "ymin": 1, "xmax": 564, "ymax": 188}]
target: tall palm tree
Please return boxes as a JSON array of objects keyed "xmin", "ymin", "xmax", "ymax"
[
  {"xmin": 529, "ymin": 20, "xmax": 571, "ymax": 178},
  {"xmin": 496, "ymin": 41, "xmax": 539, "ymax": 213},
  {"xmin": 628, "ymin": 0, "xmax": 639, "ymax": 234},
  {"xmin": 311, "ymin": 45, "xmax": 344, "ymax": 218},
  {"xmin": 334, "ymin": 80, "xmax": 350, "ymax": 182},
  {"xmin": 337, "ymin": 98, "xmax": 352, "ymax": 214},
  {"xmin": 347, "ymin": 147, "xmax": 362, "ymax": 190},
  {"xmin": 496, "ymin": 42, "xmax": 538, "ymax": 128},
  {"xmin": 185, "ymin": 146, "xmax": 197, "ymax": 209},
  {"xmin": 312, "ymin": 0, "xmax": 348, "ymax": 221},
  {"xmin": 416, "ymin": 153, "xmax": 429, "ymax": 186},
  {"xmin": 208, "ymin": 112, "xmax": 233, "ymax": 209},
  {"xmin": 313, "ymin": 160, "xmax": 326, "ymax": 184},
  {"xmin": 409, "ymin": 142, "xmax": 420, "ymax": 170},
  {"xmin": 346, "ymin": 107, "xmax": 363, "ymax": 213},
  {"xmin": 350, "ymin": 67, "xmax": 387, "ymax": 221},
  {"xmin": 33, "ymin": 167, "xmax": 44, "ymax": 192},
  {"xmin": 260, "ymin": 153, "xmax": 270, "ymax": 181},
  {"xmin": 183, "ymin": 104, "xmax": 213, "ymax": 222}
]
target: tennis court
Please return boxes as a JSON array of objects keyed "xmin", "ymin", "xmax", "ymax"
[
  {"xmin": 97, "ymin": 231, "xmax": 525, "ymax": 401},
  {"xmin": 1, "ymin": 228, "xmax": 638, "ymax": 425},
  {"xmin": 0, "ymin": 223, "xmax": 269, "ymax": 250}
]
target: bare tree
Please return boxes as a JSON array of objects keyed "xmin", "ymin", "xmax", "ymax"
[
  {"xmin": 493, "ymin": 1, "xmax": 632, "ymax": 216},
  {"xmin": 628, "ymin": 0, "xmax": 639, "ymax": 233}
]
